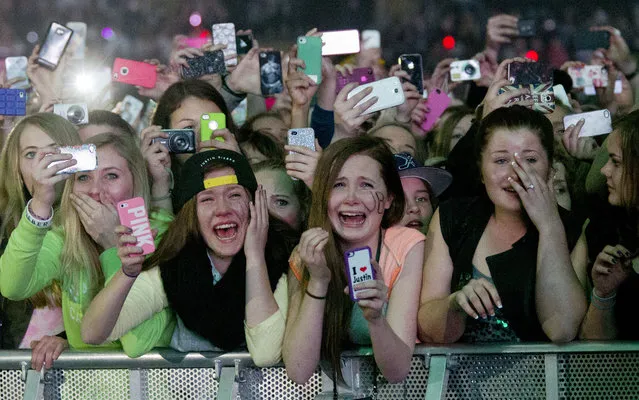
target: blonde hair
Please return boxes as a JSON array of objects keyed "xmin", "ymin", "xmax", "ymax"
[
  {"xmin": 0, "ymin": 114, "xmax": 81, "ymax": 307},
  {"xmin": 58, "ymin": 133, "xmax": 151, "ymax": 298}
]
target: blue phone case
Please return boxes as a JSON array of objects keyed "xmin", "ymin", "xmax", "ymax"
[
  {"xmin": 344, "ymin": 246, "xmax": 375, "ymax": 301},
  {"xmin": 0, "ymin": 89, "xmax": 27, "ymax": 116}
]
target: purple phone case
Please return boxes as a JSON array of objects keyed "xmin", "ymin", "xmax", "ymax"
[
  {"xmin": 336, "ymin": 68, "xmax": 376, "ymax": 94},
  {"xmin": 344, "ymin": 246, "xmax": 375, "ymax": 301}
]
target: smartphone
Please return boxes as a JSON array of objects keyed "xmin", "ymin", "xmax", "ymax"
[
  {"xmin": 66, "ymin": 21, "xmax": 87, "ymax": 60},
  {"xmin": 236, "ymin": 34, "xmax": 253, "ymax": 55},
  {"xmin": 320, "ymin": 29, "xmax": 360, "ymax": 56},
  {"xmin": 517, "ymin": 19, "xmax": 536, "ymax": 37},
  {"xmin": 212, "ymin": 23, "xmax": 237, "ymax": 67},
  {"xmin": 450, "ymin": 60, "xmax": 481, "ymax": 82},
  {"xmin": 508, "ymin": 62, "xmax": 553, "ymax": 85},
  {"xmin": 37, "ymin": 22, "xmax": 74, "ymax": 70},
  {"xmin": 574, "ymin": 31, "xmax": 610, "ymax": 50},
  {"xmin": 154, "ymin": 129, "xmax": 196, "ymax": 153},
  {"xmin": 112, "ymin": 58, "xmax": 157, "ymax": 88},
  {"xmin": 4, "ymin": 57, "xmax": 29, "ymax": 89},
  {"xmin": 336, "ymin": 68, "xmax": 375, "ymax": 94},
  {"xmin": 287, "ymin": 128, "xmax": 315, "ymax": 153},
  {"xmin": 120, "ymin": 95, "xmax": 145, "ymax": 127},
  {"xmin": 563, "ymin": 109, "xmax": 612, "ymax": 137},
  {"xmin": 201, "ymin": 113, "xmax": 226, "ymax": 142},
  {"xmin": 344, "ymin": 247, "xmax": 375, "ymax": 301},
  {"xmin": 499, "ymin": 83, "xmax": 556, "ymax": 113},
  {"xmin": 346, "ymin": 76, "xmax": 405, "ymax": 115},
  {"xmin": 117, "ymin": 197, "xmax": 155, "ymax": 256},
  {"xmin": 297, "ymin": 36, "xmax": 323, "ymax": 84},
  {"xmin": 50, "ymin": 144, "xmax": 98, "ymax": 175},
  {"xmin": 567, "ymin": 65, "xmax": 608, "ymax": 88},
  {"xmin": 259, "ymin": 51, "xmax": 283, "ymax": 96},
  {"xmin": 0, "ymin": 88, "xmax": 27, "ymax": 116},
  {"xmin": 361, "ymin": 30, "xmax": 381, "ymax": 49},
  {"xmin": 399, "ymin": 54, "xmax": 424, "ymax": 94},
  {"xmin": 137, "ymin": 99, "xmax": 157, "ymax": 132},
  {"xmin": 421, "ymin": 89, "xmax": 452, "ymax": 132},
  {"xmin": 181, "ymin": 50, "xmax": 226, "ymax": 79},
  {"xmin": 553, "ymin": 84, "xmax": 573, "ymax": 110}
]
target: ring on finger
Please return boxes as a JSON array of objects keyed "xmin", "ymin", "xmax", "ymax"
[{"xmin": 527, "ymin": 184, "xmax": 535, "ymax": 190}]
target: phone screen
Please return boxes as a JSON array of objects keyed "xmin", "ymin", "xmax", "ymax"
[
  {"xmin": 399, "ymin": 54, "xmax": 424, "ymax": 94},
  {"xmin": 39, "ymin": 23, "xmax": 73, "ymax": 69},
  {"xmin": 259, "ymin": 51, "xmax": 283, "ymax": 96}
]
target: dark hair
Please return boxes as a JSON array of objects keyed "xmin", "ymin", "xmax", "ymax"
[
  {"xmin": 239, "ymin": 130, "xmax": 285, "ymax": 161},
  {"xmin": 368, "ymin": 122, "xmax": 429, "ymax": 163},
  {"xmin": 83, "ymin": 110, "xmax": 136, "ymax": 137},
  {"xmin": 238, "ymin": 112, "xmax": 286, "ymax": 143},
  {"xmin": 611, "ymin": 110, "xmax": 639, "ymax": 207},
  {"xmin": 475, "ymin": 105, "xmax": 554, "ymax": 164},
  {"xmin": 152, "ymin": 79, "xmax": 237, "ymax": 133}
]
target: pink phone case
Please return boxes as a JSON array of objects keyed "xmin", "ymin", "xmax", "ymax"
[
  {"xmin": 421, "ymin": 89, "xmax": 451, "ymax": 132},
  {"xmin": 112, "ymin": 58, "xmax": 157, "ymax": 88},
  {"xmin": 117, "ymin": 197, "xmax": 155, "ymax": 255},
  {"xmin": 335, "ymin": 68, "xmax": 376, "ymax": 94},
  {"xmin": 344, "ymin": 247, "xmax": 375, "ymax": 301}
]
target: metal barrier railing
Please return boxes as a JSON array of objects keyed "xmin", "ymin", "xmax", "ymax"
[{"xmin": 1, "ymin": 342, "xmax": 638, "ymax": 399}]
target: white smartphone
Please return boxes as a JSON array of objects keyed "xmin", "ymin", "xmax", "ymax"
[
  {"xmin": 287, "ymin": 128, "xmax": 315, "ymax": 153},
  {"xmin": 361, "ymin": 30, "xmax": 381, "ymax": 50},
  {"xmin": 320, "ymin": 29, "xmax": 360, "ymax": 56},
  {"xmin": 5, "ymin": 57, "xmax": 29, "ymax": 89},
  {"xmin": 346, "ymin": 76, "xmax": 405, "ymax": 115},
  {"xmin": 212, "ymin": 23, "xmax": 237, "ymax": 67},
  {"xmin": 120, "ymin": 95, "xmax": 145, "ymax": 127},
  {"xmin": 66, "ymin": 22, "xmax": 87, "ymax": 60},
  {"xmin": 563, "ymin": 109, "xmax": 612, "ymax": 137}
]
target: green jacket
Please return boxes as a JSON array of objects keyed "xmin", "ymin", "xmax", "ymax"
[{"xmin": 0, "ymin": 208, "xmax": 175, "ymax": 357}]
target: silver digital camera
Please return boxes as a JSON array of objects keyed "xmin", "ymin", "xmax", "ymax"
[{"xmin": 53, "ymin": 103, "xmax": 89, "ymax": 125}]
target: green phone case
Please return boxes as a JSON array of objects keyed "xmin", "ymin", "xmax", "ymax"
[
  {"xmin": 200, "ymin": 113, "xmax": 226, "ymax": 142},
  {"xmin": 297, "ymin": 36, "xmax": 322, "ymax": 84}
]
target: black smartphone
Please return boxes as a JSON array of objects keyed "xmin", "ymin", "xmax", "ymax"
[
  {"xmin": 518, "ymin": 20, "xmax": 536, "ymax": 37},
  {"xmin": 181, "ymin": 51, "xmax": 227, "ymax": 79},
  {"xmin": 37, "ymin": 22, "xmax": 74, "ymax": 70},
  {"xmin": 398, "ymin": 54, "xmax": 424, "ymax": 94},
  {"xmin": 574, "ymin": 31, "xmax": 610, "ymax": 50},
  {"xmin": 259, "ymin": 51, "xmax": 283, "ymax": 96},
  {"xmin": 236, "ymin": 34, "xmax": 253, "ymax": 55}
]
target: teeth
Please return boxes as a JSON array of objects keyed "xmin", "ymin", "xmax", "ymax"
[
  {"xmin": 215, "ymin": 223, "xmax": 237, "ymax": 229},
  {"xmin": 341, "ymin": 212, "xmax": 364, "ymax": 216}
]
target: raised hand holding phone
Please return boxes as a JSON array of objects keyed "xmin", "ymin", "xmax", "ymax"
[
  {"xmin": 30, "ymin": 147, "xmax": 76, "ymax": 218},
  {"xmin": 117, "ymin": 197, "xmax": 155, "ymax": 255}
]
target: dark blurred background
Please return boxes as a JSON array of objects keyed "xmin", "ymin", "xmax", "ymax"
[{"xmin": 1, "ymin": 0, "xmax": 637, "ymax": 71}]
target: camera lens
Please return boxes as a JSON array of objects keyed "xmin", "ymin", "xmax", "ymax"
[
  {"xmin": 464, "ymin": 64, "xmax": 476, "ymax": 76},
  {"xmin": 120, "ymin": 67, "xmax": 129, "ymax": 76},
  {"xmin": 291, "ymin": 131, "xmax": 297, "ymax": 135},
  {"xmin": 66, "ymin": 105, "xmax": 85, "ymax": 125},
  {"xmin": 208, "ymin": 121, "xmax": 219, "ymax": 130},
  {"xmin": 394, "ymin": 88, "xmax": 399, "ymax": 93},
  {"xmin": 169, "ymin": 132, "xmax": 190, "ymax": 152}
]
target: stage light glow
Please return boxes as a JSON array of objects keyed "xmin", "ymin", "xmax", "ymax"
[
  {"xmin": 525, "ymin": 50, "xmax": 539, "ymax": 61},
  {"xmin": 442, "ymin": 36, "xmax": 455, "ymax": 50},
  {"xmin": 101, "ymin": 27, "xmax": 114, "ymax": 40},
  {"xmin": 26, "ymin": 31, "xmax": 39, "ymax": 43},
  {"xmin": 189, "ymin": 12, "xmax": 202, "ymax": 27}
]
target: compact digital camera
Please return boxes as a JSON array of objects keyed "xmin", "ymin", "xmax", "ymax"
[
  {"xmin": 53, "ymin": 103, "xmax": 89, "ymax": 125},
  {"xmin": 153, "ymin": 129, "xmax": 196, "ymax": 154},
  {"xmin": 450, "ymin": 60, "xmax": 481, "ymax": 82}
]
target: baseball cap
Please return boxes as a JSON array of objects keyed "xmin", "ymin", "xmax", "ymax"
[
  {"xmin": 174, "ymin": 150, "xmax": 258, "ymax": 211},
  {"xmin": 394, "ymin": 152, "xmax": 452, "ymax": 197}
]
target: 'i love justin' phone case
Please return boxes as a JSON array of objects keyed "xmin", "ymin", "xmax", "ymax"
[{"xmin": 344, "ymin": 247, "xmax": 375, "ymax": 301}]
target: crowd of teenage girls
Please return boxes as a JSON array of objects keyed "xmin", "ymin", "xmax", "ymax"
[{"xmin": 0, "ymin": 14, "xmax": 638, "ymax": 388}]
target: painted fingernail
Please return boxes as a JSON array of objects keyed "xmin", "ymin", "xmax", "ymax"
[
  {"xmin": 481, "ymin": 314, "xmax": 487, "ymax": 320},
  {"xmin": 497, "ymin": 302, "xmax": 503, "ymax": 308},
  {"xmin": 490, "ymin": 311, "xmax": 496, "ymax": 317},
  {"xmin": 514, "ymin": 152, "xmax": 520, "ymax": 158},
  {"xmin": 473, "ymin": 314, "xmax": 479, "ymax": 320},
  {"xmin": 511, "ymin": 161, "xmax": 516, "ymax": 167}
]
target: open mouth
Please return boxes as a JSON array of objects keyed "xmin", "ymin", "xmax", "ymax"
[
  {"xmin": 213, "ymin": 223, "xmax": 238, "ymax": 241},
  {"xmin": 339, "ymin": 212, "xmax": 366, "ymax": 226},
  {"xmin": 406, "ymin": 220, "xmax": 424, "ymax": 229}
]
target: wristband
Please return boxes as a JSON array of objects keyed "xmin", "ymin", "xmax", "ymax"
[
  {"xmin": 222, "ymin": 74, "xmax": 246, "ymax": 99},
  {"xmin": 122, "ymin": 267, "xmax": 140, "ymax": 279},
  {"xmin": 305, "ymin": 288, "xmax": 327, "ymax": 300},
  {"xmin": 25, "ymin": 199, "xmax": 54, "ymax": 229},
  {"xmin": 591, "ymin": 288, "xmax": 616, "ymax": 310}
]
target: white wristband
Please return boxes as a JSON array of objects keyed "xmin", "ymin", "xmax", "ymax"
[{"xmin": 25, "ymin": 199, "xmax": 54, "ymax": 228}]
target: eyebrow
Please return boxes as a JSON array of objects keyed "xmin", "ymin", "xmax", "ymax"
[
  {"xmin": 21, "ymin": 143, "xmax": 57, "ymax": 151},
  {"xmin": 101, "ymin": 166, "xmax": 124, "ymax": 173}
]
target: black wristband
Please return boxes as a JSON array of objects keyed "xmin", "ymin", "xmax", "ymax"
[
  {"xmin": 222, "ymin": 74, "xmax": 246, "ymax": 98},
  {"xmin": 305, "ymin": 288, "xmax": 327, "ymax": 300},
  {"xmin": 625, "ymin": 70, "xmax": 637, "ymax": 81},
  {"xmin": 122, "ymin": 267, "xmax": 140, "ymax": 279}
]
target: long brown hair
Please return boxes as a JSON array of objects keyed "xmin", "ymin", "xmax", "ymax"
[
  {"xmin": 302, "ymin": 136, "xmax": 404, "ymax": 378},
  {"xmin": 612, "ymin": 110, "xmax": 639, "ymax": 208}
]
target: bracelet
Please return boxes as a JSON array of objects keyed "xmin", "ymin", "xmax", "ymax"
[
  {"xmin": 25, "ymin": 199, "xmax": 54, "ymax": 228},
  {"xmin": 591, "ymin": 288, "xmax": 616, "ymax": 310},
  {"xmin": 305, "ymin": 288, "xmax": 327, "ymax": 300},
  {"xmin": 592, "ymin": 288, "xmax": 617, "ymax": 302},
  {"xmin": 222, "ymin": 74, "xmax": 246, "ymax": 99},
  {"xmin": 121, "ymin": 267, "xmax": 140, "ymax": 279}
]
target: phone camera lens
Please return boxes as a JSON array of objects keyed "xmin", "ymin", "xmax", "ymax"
[
  {"xmin": 120, "ymin": 67, "xmax": 129, "ymax": 76},
  {"xmin": 208, "ymin": 121, "xmax": 218, "ymax": 130},
  {"xmin": 120, "ymin": 203, "xmax": 127, "ymax": 208},
  {"xmin": 394, "ymin": 88, "xmax": 399, "ymax": 93},
  {"xmin": 291, "ymin": 131, "xmax": 297, "ymax": 135}
]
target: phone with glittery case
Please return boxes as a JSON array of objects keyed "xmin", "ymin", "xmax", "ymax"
[
  {"xmin": 212, "ymin": 23, "xmax": 237, "ymax": 66},
  {"xmin": 117, "ymin": 197, "xmax": 155, "ymax": 255},
  {"xmin": 287, "ymin": 128, "xmax": 315, "ymax": 153},
  {"xmin": 344, "ymin": 247, "xmax": 375, "ymax": 301}
]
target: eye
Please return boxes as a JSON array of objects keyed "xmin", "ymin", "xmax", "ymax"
[
  {"xmin": 526, "ymin": 157, "xmax": 538, "ymax": 164},
  {"xmin": 229, "ymin": 190, "xmax": 243, "ymax": 199},
  {"xmin": 360, "ymin": 181, "xmax": 374, "ymax": 189},
  {"xmin": 333, "ymin": 182, "xmax": 345, "ymax": 189},
  {"xmin": 105, "ymin": 173, "xmax": 119, "ymax": 180},
  {"xmin": 76, "ymin": 174, "xmax": 89, "ymax": 182},
  {"xmin": 495, "ymin": 158, "xmax": 508, "ymax": 165},
  {"xmin": 183, "ymin": 125, "xmax": 194, "ymax": 130},
  {"xmin": 416, "ymin": 196, "xmax": 430, "ymax": 203},
  {"xmin": 275, "ymin": 199, "xmax": 289, "ymax": 207},
  {"xmin": 24, "ymin": 151, "xmax": 36, "ymax": 159}
]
